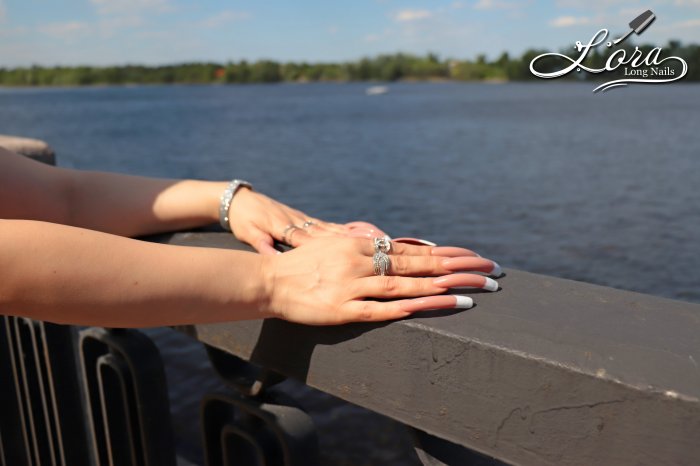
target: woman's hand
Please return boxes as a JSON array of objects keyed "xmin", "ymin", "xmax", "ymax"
[
  {"xmin": 228, "ymin": 188, "xmax": 443, "ymax": 254},
  {"xmin": 228, "ymin": 188, "xmax": 351, "ymax": 254},
  {"xmin": 259, "ymin": 237, "xmax": 502, "ymax": 325}
]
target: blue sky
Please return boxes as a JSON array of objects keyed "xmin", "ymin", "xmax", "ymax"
[{"xmin": 0, "ymin": 0, "xmax": 698, "ymax": 66}]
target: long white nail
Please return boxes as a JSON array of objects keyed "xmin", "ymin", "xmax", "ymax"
[
  {"xmin": 454, "ymin": 295, "xmax": 474, "ymax": 309},
  {"xmin": 483, "ymin": 277, "xmax": 499, "ymax": 291},
  {"xmin": 491, "ymin": 262, "xmax": 503, "ymax": 277}
]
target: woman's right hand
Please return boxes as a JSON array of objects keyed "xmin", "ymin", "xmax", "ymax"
[{"xmin": 259, "ymin": 237, "xmax": 502, "ymax": 325}]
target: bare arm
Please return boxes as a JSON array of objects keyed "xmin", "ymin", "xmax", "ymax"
[
  {"xmin": 0, "ymin": 147, "xmax": 501, "ymax": 327},
  {"xmin": 0, "ymin": 146, "xmax": 225, "ymax": 237},
  {"xmin": 0, "ymin": 219, "xmax": 269, "ymax": 327},
  {"xmin": 0, "ymin": 219, "xmax": 498, "ymax": 327}
]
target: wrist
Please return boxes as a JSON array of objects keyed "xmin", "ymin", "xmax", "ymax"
[
  {"xmin": 211, "ymin": 249, "xmax": 275, "ymax": 321},
  {"xmin": 255, "ymin": 253, "xmax": 278, "ymax": 319},
  {"xmin": 219, "ymin": 180, "xmax": 253, "ymax": 231}
]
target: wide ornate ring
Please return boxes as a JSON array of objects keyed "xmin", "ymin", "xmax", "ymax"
[
  {"xmin": 373, "ymin": 252, "xmax": 391, "ymax": 276},
  {"xmin": 282, "ymin": 224, "xmax": 300, "ymax": 244},
  {"xmin": 373, "ymin": 235, "xmax": 392, "ymax": 254}
]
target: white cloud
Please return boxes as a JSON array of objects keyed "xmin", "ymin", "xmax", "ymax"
[
  {"xmin": 673, "ymin": 17, "xmax": 700, "ymax": 27},
  {"xmin": 393, "ymin": 9, "xmax": 432, "ymax": 22},
  {"xmin": 555, "ymin": 0, "xmax": 631, "ymax": 8},
  {"xmin": 89, "ymin": 0, "xmax": 172, "ymax": 16},
  {"xmin": 36, "ymin": 16, "xmax": 144, "ymax": 41},
  {"xmin": 38, "ymin": 21, "xmax": 90, "ymax": 39},
  {"xmin": 474, "ymin": 0, "xmax": 523, "ymax": 10},
  {"xmin": 98, "ymin": 16, "xmax": 144, "ymax": 37},
  {"xmin": 197, "ymin": 10, "xmax": 250, "ymax": 29},
  {"xmin": 550, "ymin": 15, "xmax": 592, "ymax": 27}
]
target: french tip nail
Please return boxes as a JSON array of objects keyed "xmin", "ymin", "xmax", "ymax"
[
  {"xmin": 454, "ymin": 295, "xmax": 474, "ymax": 309},
  {"xmin": 491, "ymin": 262, "xmax": 503, "ymax": 277},
  {"xmin": 276, "ymin": 251, "xmax": 282, "ymax": 255},
  {"xmin": 483, "ymin": 277, "xmax": 499, "ymax": 292},
  {"xmin": 393, "ymin": 237, "xmax": 435, "ymax": 246}
]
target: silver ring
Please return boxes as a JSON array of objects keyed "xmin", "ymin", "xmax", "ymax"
[
  {"xmin": 373, "ymin": 235, "xmax": 392, "ymax": 254},
  {"xmin": 373, "ymin": 252, "xmax": 391, "ymax": 276},
  {"xmin": 282, "ymin": 224, "xmax": 300, "ymax": 244},
  {"xmin": 302, "ymin": 221, "xmax": 316, "ymax": 229}
]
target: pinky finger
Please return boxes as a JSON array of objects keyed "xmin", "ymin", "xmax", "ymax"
[
  {"xmin": 397, "ymin": 295, "xmax": 474, "ymax": 313},
  {"xmin": 342, "ymin": 295, "xmax": 474, "ymax": 322}
]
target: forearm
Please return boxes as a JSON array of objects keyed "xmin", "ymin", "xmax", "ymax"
[
  {"xmin": 67, "ymin": 170, "xmax": 228, "ymax": 237},
  {"xmin": 0, "ymin": 220, "xmax": 270, "ymax": 327},
  {"xmin": 0, "ymin": 147, "xmax": 229, "ymax": 237}
]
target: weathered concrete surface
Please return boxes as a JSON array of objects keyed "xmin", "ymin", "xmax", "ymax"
[
  {"xmin": 0, "ymin": 134, "xmax": 56, "ymax": 165},
  {"xmin": 150, "ymin": 230, "xmax": 700, "ymax": 466}
]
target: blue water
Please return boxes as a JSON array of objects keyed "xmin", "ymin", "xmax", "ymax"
[{"xmin": 1, "ymin": 82, "xmax": 699, "ymax": 464}]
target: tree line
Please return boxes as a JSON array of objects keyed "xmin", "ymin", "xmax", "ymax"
[{"xmin": 1, "ymin": 41, "xmax": 698, "ymax": 86}]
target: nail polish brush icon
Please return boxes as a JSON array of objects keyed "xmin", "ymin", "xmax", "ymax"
[{"xmin": 612, "ymin": 10, "xmax": 656, "ymax": 45}]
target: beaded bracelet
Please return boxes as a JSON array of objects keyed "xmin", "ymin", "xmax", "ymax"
[{"xmin": 219, "ymin": 179, "xmax": 252, "ymax": 232}]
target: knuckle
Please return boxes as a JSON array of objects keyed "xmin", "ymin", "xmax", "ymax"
[
  {"xmin": 356, "ymin": 302, "xmax": 374, "ymax": 321},
  {"xmin": 380, "ymin": 276, "xmax": 399, "ymax": 293},
  {"xmin": 347, "ymin": 255, "xmax": 366, "ymax": 271}
]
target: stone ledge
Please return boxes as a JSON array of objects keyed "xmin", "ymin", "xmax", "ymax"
[{"xmin": 147, "ymin": 230, "xmax": 700, "ymax": 466}]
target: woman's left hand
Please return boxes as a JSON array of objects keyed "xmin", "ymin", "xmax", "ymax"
[
  {"xmin": 228, "ymin": 188, "xmax": 353, "ymax": 254},
  {"xmin": 228, "ymin": 188, "xmax": 471, "ymax": 256}
]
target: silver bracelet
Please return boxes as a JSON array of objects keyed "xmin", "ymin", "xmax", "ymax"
[{"xmin": 219, "ymin": 179, "xmax": 252, "ymax": 232}]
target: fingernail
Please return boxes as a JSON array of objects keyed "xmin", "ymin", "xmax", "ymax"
[
  {"xmin": 454, "ymin": 296, "xmax": 474, "ymax": 309},
  {"xmin": 346, "ymin": 221, "xmax": 381, "ymax": 230},
  {"xmin": 276, "ymin": 251, "xmax": 282, "ymax": 255},
  {"xmin": 348, "ymin": 228, "xmax": 375, "ymax": 239},
  {"xmin": 433, "ymin": 274, "xmax": 499, "ymax": 291},
  {"xmin": 491, "ymin": 261, "xmax": 503, "ymax": 277},
  {"xmin": 345, "ymin": 222, "xmax": 388, "ymax": 236},
  {"xmin": 483, "ymin": 277, "xmax": 499, "ymax": 292},
  {"xmin": 400, "ymin": 295, "xmax": 474, "ymax": 312},
  {"xmin": 432, "ymin": 247, "xmax": 479, "ymax": 257},
  {"xmin": 433, "ymin": 274, "xmax": 480, "ymax": 288},
  {"xmin": 393, "ymin": 237, "xmax": 437, "ymax": 246},
  {"xmin": 442, "ymin": 256, "xmax": 493, "ymax": 273}
]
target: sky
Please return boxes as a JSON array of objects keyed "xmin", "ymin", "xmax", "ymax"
[{"xmin": 0, "ymin": 0, "xmax": 699, "ymax": 67}]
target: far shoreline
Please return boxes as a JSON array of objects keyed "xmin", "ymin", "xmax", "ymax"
[{"xmin": 7, "ymin": 79, "xmax": 698, "ymax": 89}]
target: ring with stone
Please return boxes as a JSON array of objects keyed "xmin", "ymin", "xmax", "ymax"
[
  {"xmin": 373, "ymin": 252, "xmax": 391, "ymax": 276},
  {"xmin": 282, "ymin": 224, "xmax": 300, "ymax": 244},
  {"xmin": 302, "ymin": 220, "xmax": 316, "ymax": 229},
  {"xmin": 373, "ymin": 235, "xmax": 392, "ymax": 254}
]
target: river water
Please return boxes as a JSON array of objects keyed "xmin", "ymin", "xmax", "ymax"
[{"xmin": 1, "ymin": 82, "xmax": 698, "ymax": 464}]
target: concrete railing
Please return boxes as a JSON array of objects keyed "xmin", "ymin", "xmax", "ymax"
[{"xmin": 152, "ymin": 229, "xmax": 700, "ymax": 466}]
